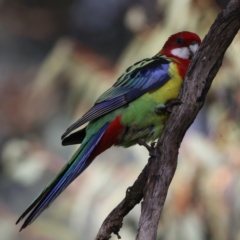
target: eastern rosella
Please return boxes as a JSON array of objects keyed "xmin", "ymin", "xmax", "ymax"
[{"xmin": 17, "ymin": 31, "xmax": 201, "ymax": 230}]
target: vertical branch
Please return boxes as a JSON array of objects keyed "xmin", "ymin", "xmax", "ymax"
[
  {"xmin": 136, "ymin": 1, "xmax": 240, "ymax": 239},
  {"xmin": 95, "ymin": 1, "xmax": 240, "ymax": 239}
]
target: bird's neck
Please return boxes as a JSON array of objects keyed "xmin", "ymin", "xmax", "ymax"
[
  {"xmin": 158, "ymin": 51, "xmax": 191, "ymax": 79},
  {"xmin": 172, "ymin": 57, "xmax": 190, "ymax": 79}
]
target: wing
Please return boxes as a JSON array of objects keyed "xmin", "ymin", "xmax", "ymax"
[
  {"xmin": 61, "ymin": 55, "xmax": 171, "ymax": 140},
  {"xmin": 62, "ymin": 128, "xmax": 86, "ymax": 146}
]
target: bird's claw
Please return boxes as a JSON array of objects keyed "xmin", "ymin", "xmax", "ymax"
[
  {"xmin": 138, "ymin": 139, "xmax": 156, "ymax": 157},
  {"xmin": 155, "ymin": 99, "xmax": 182, "ymax": 115},
  {"xmin": 151, "ymin": 142, "xmax": 156, "ymax": 148},
  {"xmin": 165, "ymin": 99, "xmax": 182, "ymax": 112}
]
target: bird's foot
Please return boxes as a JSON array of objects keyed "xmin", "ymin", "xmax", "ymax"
[
  {"xmin": 155, "ymin": 99, "xmax": 182, "ymax": 115},
  {"xmin": 138, "ymin": 139, "xmax": 156, "ymax": 157}
]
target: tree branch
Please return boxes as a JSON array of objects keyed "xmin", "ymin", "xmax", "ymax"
[{"xmin": 96, "ymin": 1, "xmax": 240, "ymax": 239}]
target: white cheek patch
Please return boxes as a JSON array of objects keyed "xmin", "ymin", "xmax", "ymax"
[
  {"xmin": 171, "ymin": 47, "xmax": 190, "ymax": 59},
  {"xmin": 189, "ymin": 44, "xmax": 199, "ymax": 54}
]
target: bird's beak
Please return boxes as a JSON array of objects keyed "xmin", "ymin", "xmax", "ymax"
[{"xmin": 189, "ymin": 43, "xmax": 199, "ymax": 59}]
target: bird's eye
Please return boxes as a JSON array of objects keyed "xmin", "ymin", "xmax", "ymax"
[
  {"xmin": 176, "ymin": 38, "xmax": 183, "ymax": 45},
  {"xmin": 191, "ymin": 41, "xmax": 197, "ymax": 45}
]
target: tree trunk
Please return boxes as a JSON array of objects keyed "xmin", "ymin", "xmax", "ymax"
[{"xmin": 95, "ymin": 0, "xmax": 240, "ymax": 239}]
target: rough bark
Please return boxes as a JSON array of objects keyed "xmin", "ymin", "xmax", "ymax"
[{"xmin": 95, "ymin": 0, "xmax": 240, "ymax": 239}]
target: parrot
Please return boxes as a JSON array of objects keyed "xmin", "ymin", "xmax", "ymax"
[{"xmin": 16, "ymin": 31, "xmax": 201, "ymax": 230}]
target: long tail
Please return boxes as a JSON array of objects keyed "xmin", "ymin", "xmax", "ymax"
[{"xmin": 16, "ymin": 123, "xmax": 112, "ymax": 231}]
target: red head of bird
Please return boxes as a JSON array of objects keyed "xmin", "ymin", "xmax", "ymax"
[{"xmin": 159, "ymin": 31, "xmax": 201, "ymax": 60}]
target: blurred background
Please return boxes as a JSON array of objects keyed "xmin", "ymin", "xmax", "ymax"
[{"xmin": 0, "ymin": 0, "xmax": 240, "ymax": 239}]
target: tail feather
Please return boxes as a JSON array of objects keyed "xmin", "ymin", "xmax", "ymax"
[{"xmin": 16, "ymin": 123, "xmax": 109, "ymax": 231}]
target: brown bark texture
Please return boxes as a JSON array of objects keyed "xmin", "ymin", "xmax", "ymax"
[{"xmin": 95, "ymin": 0, "xmax": 240, "ymax": 239}]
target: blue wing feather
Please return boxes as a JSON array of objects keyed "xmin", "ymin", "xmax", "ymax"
[{"xmin": 61, "ymin": 55, "xmax": 171, "ymax": 140}]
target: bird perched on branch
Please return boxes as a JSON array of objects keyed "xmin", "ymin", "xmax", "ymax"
[{"xmin": 16, "ymin": 31, "xmax": 201, "ymax": 230}]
